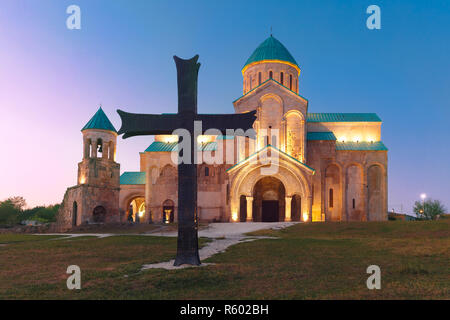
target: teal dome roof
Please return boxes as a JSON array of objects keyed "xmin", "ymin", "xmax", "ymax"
[
  {"xmin": 243, "ymin": 35, "xmax": 299, "ymax": 70},
  {"xmin": 81, "ymin": 107, "xmax": 117, "ymax": 133}
]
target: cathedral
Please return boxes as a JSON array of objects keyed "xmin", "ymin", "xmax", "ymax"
[{"xmin": 57, "ymin": 35, "xmax": 388, "ymax": 229}]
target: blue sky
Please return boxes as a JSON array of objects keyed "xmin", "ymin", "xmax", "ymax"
[{"xmin": 0, "ymin": 0, "xmax": 449, "ymax": 213}]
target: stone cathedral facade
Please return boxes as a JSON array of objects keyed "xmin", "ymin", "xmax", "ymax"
[{"xmin": 57, "ymin": 36, "xmax": 388, "ymax": 229}]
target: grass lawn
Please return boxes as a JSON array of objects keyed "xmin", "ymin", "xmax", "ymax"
[{"xmin": 0, "ymin": 220, "xmax": 449, "ymax": 299}]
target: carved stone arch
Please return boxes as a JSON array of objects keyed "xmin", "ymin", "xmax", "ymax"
[
  {"xmin": 159, "ymin": 164, "xmax": 176, "ymax": 177},
  {"xmin": 366, "ymin": 161, "xmax": 386, "ymax": 176},
  {"xmin": 229, "ymin": 158, "xmax": 312, "ymax": 222},
  {"xmin": 284, "ymin": 109, "xmax": 305, "ymax": 161},
  {"xmin": 148, "ymin": 165, "xmax": 159, "ymax": 185},
  {"xmin": 258, "ymin": 93, "xmax": 284, "ymax": 149},
  {"xmin": 121, "ymin": 192, "xmax": 146, "ymax": 210},
  {"xmin": 121, "ymin": 192, "xmax": 145, "ymax": 222},
  {"xmin": 252, "ymin": 176, "xmax": 286, "ymax": 222},
  {"xmin": 260, "ymin": 93, "xmax": 284, "ymax": 106},
  {"xmin": 283, "ymin": 109, "xmax": 304, "ymax": 120},
  {"xmin": 366, "ymin": 162, "xmax": 386, "ymax": 221},
  {"xmin": 324, "ymin": 163, "xmax": 343, "ymax": 221},
  {"xmin": 345, "ymin": 162, "xmax": 365, "ymax": 221}
]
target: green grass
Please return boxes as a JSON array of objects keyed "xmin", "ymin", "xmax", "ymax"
[{"xmin": 0, "ymin": 220, "xmax": 449, "ymax": 299}]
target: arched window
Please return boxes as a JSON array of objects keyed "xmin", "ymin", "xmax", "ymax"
[
  {"xmin": 269, "ymin": 71, "xmax": 273, "ymax": 79},
  {"xmin": 97, "ymin": 138, "xmax": 103, "ymax": 155},
  {"xmin": 205, "ymin": 166, "xmax": 209, "ymax": 176},
  {"xmin": 352, "ymin": 198, "xmax": 356, "ymax": 209},
  {"xmin": 289, "ymin": 75, "xmax": 293, "ymax": 90},
  {"xmin": 280, "ymin": 72, "xmax": 284, "ymax": 85},
  {"xmin": 329, "ymin": 188, "xmax": 334, "ymax": 208},
  {"xmin": 162, "ymin": 199, "xmax": 175, "ymax": 223},
  {"xmin": 258, "ymin": 72, "xmax": 261, "ymax": 85},
  {"xmin": 295, "ymin": 79, "xmax": 298, "ymax": 92},
  {"xmin": 93, "ymin": 206, "xmax": 106, "ymax": 223},
  {"xmin": 249, "ymin": 76, "xmax": 252, "ymax": 90},
  {"xmin": 72, "ymin": 202, "xmax": 78, "ymax": 226}
]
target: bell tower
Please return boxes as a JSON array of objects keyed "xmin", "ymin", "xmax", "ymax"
[
  {"xmin": 234, "ymin": 35, "xmax": 307, "ymax": 161},
  {"xmin": 56, "ymin": 106, "xmax": 121, "ymax": 230},
  {"xmin": 79, "ymin": 107, "xmax": 120, "ymax": 188}
]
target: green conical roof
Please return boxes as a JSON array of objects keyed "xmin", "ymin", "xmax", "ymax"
[
  {"xmin": 243, "ymin": 35, "xmax": 299, "ymax": 70},
  {"xmin": 81, "ymin": 107, "xmax": 117, "ymax": 133}
]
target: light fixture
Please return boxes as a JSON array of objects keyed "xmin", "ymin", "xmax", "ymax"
[
  {"xmin": 164, "ymin": 135, "xmax": 178, "ymax": 143},
  {"xmin": 302, "ymin": 212, "xmax": 308, "ymax": 222}
]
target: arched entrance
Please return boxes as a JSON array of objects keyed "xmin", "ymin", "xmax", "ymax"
[
  {"xmin": 162, "ymin": 199, "xmax": 174, "ymax": 224},
  {"xmin": 239, "ymin": 195, "xmax": 247, "ymax": 222},
  {"xmin": 93, "ymin": 206, "xmax": 106, "ymax": 223},
  {"xmin": 72, "ymin": 202, "xmax": 78, "ymax": 226},
  {"xmin": 253, "ymin": 177, "xmax": 286, "ymax": 222},
  {"xmin": 127, "ymin": 197, "xmax": 145, "ymax": 223}
]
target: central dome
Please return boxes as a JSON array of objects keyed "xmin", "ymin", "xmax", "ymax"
[{"xmin": 243, "ymin": 35, "xmax": 299, "ymax": 72}]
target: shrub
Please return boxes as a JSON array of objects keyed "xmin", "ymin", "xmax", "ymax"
[
  {"xmin": 0, "ymin": 200, "xmax": 21, "ymax": 226},
  {"xmin": 414, "ymin": 199, "xmax": 446, "ymax": 220}
]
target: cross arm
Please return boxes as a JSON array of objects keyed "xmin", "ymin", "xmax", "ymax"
[
  {"xmin": 117, "ymin": 109, "xmax": 181, "ymax": 139},
  {"xmin": 196, "ymin": 110, "xmax": 257, "ymax": 138}
]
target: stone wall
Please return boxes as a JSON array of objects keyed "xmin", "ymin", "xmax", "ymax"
[
  {"xmin": 56, "ymin": 184, "xmax": 120, "ymax": 230},
  {"xmin": 306, "ymin": 139, "xmax": 387, "ymax": 222}
]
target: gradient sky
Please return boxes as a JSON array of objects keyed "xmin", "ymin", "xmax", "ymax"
[{"xmin": 0, "ymin": 0, "xmax": 449, "ymax": 214}]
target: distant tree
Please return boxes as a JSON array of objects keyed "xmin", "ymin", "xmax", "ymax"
[
  {"xmin": 32, "ymin": 205, "xmax": 59, "ymax": 223},
  {"xmin": 19, "ymin": 206, "xmax": 44, "ymax": 221},
  {"xmin": 0, "ymin": 196, "xmax": 61, "ymax": 226},
  {"xmin": 414, "ymin": 199, "xmax": 446, "ymax": 220},
  {"xmin": 0, "ymin": 200, "xmax": 21, "ymax": 226},
  {"xmin": 6, "ymin": 196, "xmax": 27, "ymax": 211}
]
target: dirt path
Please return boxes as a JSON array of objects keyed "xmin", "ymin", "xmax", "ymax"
[
  {"xmin": 142, "ymin": 222, "xmax": 298, "ymax": 270},
  {"xmin": 37, "ymin": 222, "xmax": 299, "ymax": 270}
]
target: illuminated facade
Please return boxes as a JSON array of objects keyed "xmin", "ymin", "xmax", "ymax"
[{"xmin": 58, "ymin": 35, "xmax": 388, "ymax": 229}]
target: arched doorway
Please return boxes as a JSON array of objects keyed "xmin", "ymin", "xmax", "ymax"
[
  {"xmin": 72, "ymin": 202, "xmax": 78, "ymax": 226},
  {"xmin": 253, "ymin": 177, "xmax": 286, "ymax": 222},
  {"xmin": 93, "ymin": 206, "xmax": 106, "ymax": 223},
  {"xmin": 291, "ymin": 195, "xmax": 301, "ymax": 221},
  {"xmin": 239, "ymin": 195, "xmax": 247, "ymax": 222},
  {"xmin": 162, "ymin": 199, "xmax": 174, "ymax": 224},
  {"xmin": 127, "ymin": 197, "xmax": 145, "ymax": 223}
]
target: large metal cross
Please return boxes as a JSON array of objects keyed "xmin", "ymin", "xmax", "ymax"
[{"xmin": 117, "ymin": 55, "xmax": 256, "ymax": 266}]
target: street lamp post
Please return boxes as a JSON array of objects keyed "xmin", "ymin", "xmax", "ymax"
[{"xmin": 420, "ymin": 193, "xmax": 426, "ymax": 218}]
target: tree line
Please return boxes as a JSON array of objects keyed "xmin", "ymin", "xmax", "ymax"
[{"xmin": 0, "ymin": 196, "xmax": 59, "ymax": 227}]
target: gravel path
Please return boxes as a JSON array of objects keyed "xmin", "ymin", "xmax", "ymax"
[
  {"xmin": 36, "ymin": 222, "xmax": 299, "ymax": 270},
  {"xmin": 142, "ymin": 222, "xmax": 298, "ymax": 270}
]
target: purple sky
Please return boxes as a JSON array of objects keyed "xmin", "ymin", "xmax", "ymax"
[{"xmin": 0, "ymin": 0, "xmax": 449, "ymax": 214}]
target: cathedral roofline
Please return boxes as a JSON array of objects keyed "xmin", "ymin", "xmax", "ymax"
[
  {"xmin": 243, "ymin": 35, "xmax": 299, "ymax": 73},
  {"xmin": 232, "ymin": 78, "xmax": 309, "ymax": 104},
  {"xmin": 336, "ymin": 141, "xmax": 388, "ymax": 151},
  {"xmin": 226, "ymin": 144, "xmax": 315, "ymax": 174},
  {"xmin": 242, "ymin": 60, "xmax": 300, "ymax": 75},
  {"xmin": 81, "ymin": 107, "xmax": 117, "ymax": 133},
  {"xmin": 307, "ymin": 113, "xmax": 382, "ymax": 122}
]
